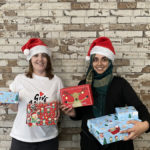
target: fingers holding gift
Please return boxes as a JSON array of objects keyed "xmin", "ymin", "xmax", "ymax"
[
  {"xmin": 121, "ymin": 120, "xmax": 149, "ymax": 141},
  {"xmin": 60, "ymin": 104, "xmax": 76, "ymax": 117},
  {"xmin": 122, "ymin": 128, "xmax": 137, "ymax": 141}
]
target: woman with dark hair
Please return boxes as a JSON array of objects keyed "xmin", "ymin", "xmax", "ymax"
[
  {"xmin": 6, "ymin": 38, "xmax": 64, "ymax": 150},
  {"xmin": 61, "ymin": 37, "xmax": 150, "ymax": 150}
]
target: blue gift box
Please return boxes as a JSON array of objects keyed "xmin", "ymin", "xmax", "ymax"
[
  {"xmin": 87, "ymin": 106, "xmax": 140, "ymax": 145},
  {"xmin": 0, "ymin": 91, "xmax": 19, "ymax": 103},
  {"xmin": 115, "ymin": 106, "xmax": 138, "ymax": 121}
]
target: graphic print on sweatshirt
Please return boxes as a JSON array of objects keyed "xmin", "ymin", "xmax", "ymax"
[{"xmin": 29, "ymin": 92, "xmax": 48, "ymax": 104}]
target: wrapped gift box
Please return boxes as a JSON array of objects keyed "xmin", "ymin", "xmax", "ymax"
[
  {"xmin": 0, "ymin": 91, "xmax": 19, "ymax": 103},
  {"xmin": 115, "ymin": 106, "xmax": 138, "ymax": 121},
  {"xmin": 87, "ymin": 114, "xmax": 139, "ymax": 145},
  {"xmin": 26, "ymin": 102, "xmax": 57, "ymax": 127},
  {"xmin": 60, "ymin": 84, "xmax": 93, "ymax": 108},
  {"xmin": 87, "ymin": 106, "xmax": 140, "ymax": 145}
]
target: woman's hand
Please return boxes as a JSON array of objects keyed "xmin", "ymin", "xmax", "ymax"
[
  {"xmin": 8, "ymin": 104, "xmax": 18, "ymax": 112},
  {"xmin": 60, "ymin": 104, "xmax": 76, "ymax": 117},
  {"xmin": 0, "ymin": 90, "xmax": 18, "ymax": 112},
  {"xmin": 120, "ymin": 120, "xmax": 149, "ymax": 141},
  {"xmin": 0, "ymin": 103, "xmax": 18, "ymax": 112},
  {"xmin": 0, "ymin": 103, "xmax": 9, "ymax": 107}
]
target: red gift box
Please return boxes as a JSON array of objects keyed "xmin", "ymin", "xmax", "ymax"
[
  {"xmin": 26, "ymin": 102, "xmax": 57, "ymax": 127},
  {"xmin": 60, "ymin": 84, "xmax": 93, "ymax": 108}
]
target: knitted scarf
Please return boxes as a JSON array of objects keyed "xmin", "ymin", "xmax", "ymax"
[{"xmin": 86, "ymin": 54, "xmax": 113, "ymax": 117}]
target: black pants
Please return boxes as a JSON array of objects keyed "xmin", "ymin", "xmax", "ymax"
[
  {"xmin": 80, "ymin": 131, "xmax": 134, "ymax": 150},
  {"xmin": 10, "ymin": 137, "xmax": 58, "ymax": 150}
]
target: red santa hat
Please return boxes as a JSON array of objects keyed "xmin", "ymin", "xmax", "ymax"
[
  {"xmin": 21, "ymin": 38, "xmax": 51, "ymax": 61},
  {"xmin": 86, "ymin": 37, "xmax": 115, "ymax": 61}
]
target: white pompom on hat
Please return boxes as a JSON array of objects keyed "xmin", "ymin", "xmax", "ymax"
[
  {"xmin": 86, "ymin": 37, "xmax": 116, "ymax": 61},
  {"xmin": 21, "ymin": 38, "xmax": 51, "ymax": 61}
]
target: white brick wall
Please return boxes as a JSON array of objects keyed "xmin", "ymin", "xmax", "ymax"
[{"xmin": 0, "ymin": 0, "xmax": 150, "ymax": 150}]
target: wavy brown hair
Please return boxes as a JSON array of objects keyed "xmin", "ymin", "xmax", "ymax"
[{"xmin": 26, "ymin": 54, "xmax": 54, "ymax": 79}]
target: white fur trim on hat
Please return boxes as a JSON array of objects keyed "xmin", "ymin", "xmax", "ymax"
[
  {"xmin": 24, "ymin": 49, "xmax": 30, "ymax": 56},
  {"xmin": 26, "ymin": 45, "xmax": 51, "ymax": 61},
  {"xmin": 90, "ymin": 46, "xmax": 115, "ymax": 61},
  {"xmin": 86, "ymin": 56, "xmax": 90, "ymax": 61}
]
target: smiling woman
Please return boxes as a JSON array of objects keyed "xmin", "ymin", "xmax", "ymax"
[
  {"xmin": 26, "ymin": 53, "xmax": 54, "ymax": 79},
  {"xmin": 31, "ymin": 53, "xmax": 48, "ymax": 76},
  {"xmin": 61, "ymin": 37, "xmax": 150, "ymax": 150},
  {"xmin": 92, "ymin": 54, "xmax": 109, "ymax": 74},
  {"xmin": 6, "ymin": 38, "xmax": 64, "ymax": 150}
]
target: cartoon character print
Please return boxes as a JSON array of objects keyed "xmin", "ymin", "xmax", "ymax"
[
  {"xmin": 115, "ymin": 136, "xmax": 118, "ymax": 142},
  {"xmin": 27, "ymin": 103, "xmax": 57, "ymax": 127},
  {"xmin": 62, "ymin": 90, "xmax": 88, "ymax": 107},
  {"xmin": 26, "ymin": 92, "xmax": 57, "ymax": 127},
  {"xmin": 108, "ymin": 125, "xmax": 120, "ymax": 135},
  {"xmin": 100, "ymin": 133, "xmax": 104, "ymax": 138},
  {"xmin": 61, "ymin": 85, "xmax": 93, "ymax": 108},
  {"xmin": 31, "ymin": 112, "xmax": 38, "ymax": 124},
  {"xmin": 109, "ymin": 136, "xmax": 113, "ymax": 143}
]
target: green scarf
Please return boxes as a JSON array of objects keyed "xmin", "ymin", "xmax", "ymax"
[{"xmin": 86, "ymin": 54, "xmax": 113, "ymax": 117}]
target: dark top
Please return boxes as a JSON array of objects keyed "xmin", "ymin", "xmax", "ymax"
[{"xmin": 71, "ymin": 76, "xmax": 150, "ymax": 150}]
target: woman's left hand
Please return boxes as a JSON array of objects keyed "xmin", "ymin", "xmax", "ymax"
[{"xmin": 120, "ymin": 120, "xmax": 149, "ymax": 141}]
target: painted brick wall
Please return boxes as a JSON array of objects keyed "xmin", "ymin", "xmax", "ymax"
[{"xmin": 0, "ymin": 0, "xmax": 150, "ymax": 150}]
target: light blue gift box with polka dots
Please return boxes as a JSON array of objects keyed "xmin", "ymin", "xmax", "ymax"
[
  {"xmin": 115, "ymin": 106, "xmax": 139, "ymax": 121},
  {"xmin": 87, "ymin": 106, "xmax": 140, "ymax": 145},
  {"xmin": 0, "ymin": 91, "xmax": 19, "ymax": 103}
]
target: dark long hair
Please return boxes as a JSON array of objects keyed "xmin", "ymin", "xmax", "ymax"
[{"xmin": 26, "ymin": 54, "xmax": 54, "ymax": 79}]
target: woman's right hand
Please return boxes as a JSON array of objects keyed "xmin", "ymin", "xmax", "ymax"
[
  {"xmin": 60, "ymin": 104, "xmax": 76, "ymax": 117},
  {"xmin": 0, "ymin": 103, "xmax": 18, "ymax": 112},
  {"xmin": 0, "ymin": 103, "xmax": 9, "ymax": 107}
]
